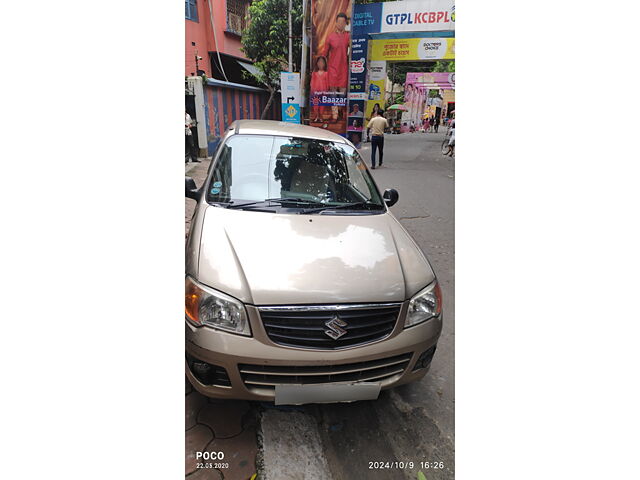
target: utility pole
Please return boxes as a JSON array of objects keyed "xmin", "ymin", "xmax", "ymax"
[
  {"xmin": 300, "ymin": 0, "xmax": 308, "ymax": 106},
  {"xmin": 288, "ymin": 0, "xmax": 293, "ymax": 71}
]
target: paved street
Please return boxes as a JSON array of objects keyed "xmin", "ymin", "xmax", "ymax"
[{"xmin": 185, "ymin": 131, "xmax": 454, "ymax": 479}]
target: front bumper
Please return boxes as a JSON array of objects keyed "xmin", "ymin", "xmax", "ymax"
[{"xmin": 185, "ymin": 302, "xmax": 442, "ymax": 401}]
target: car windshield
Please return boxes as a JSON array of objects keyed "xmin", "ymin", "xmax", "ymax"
[{"xmin": 206, "ymin": 135, "xmax": 384, "ymax": 211}]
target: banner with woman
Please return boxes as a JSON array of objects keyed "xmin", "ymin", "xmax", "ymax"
[{"xmin": 310, "ymin": 0, "xmax": 352, "ymax": 136}]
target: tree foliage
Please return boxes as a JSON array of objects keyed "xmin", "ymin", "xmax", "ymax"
[
  {"xmin": 241, "ymin": 0, "xmax": 303, "ymax": 118},
  {"xmin": 433, "ymin": 60, "xmax": 455, "ymax": 73}
]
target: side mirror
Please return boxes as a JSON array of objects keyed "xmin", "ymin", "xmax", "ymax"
[
  {"xmin": 185, "ymin": 177, "xmax": 200, "ymax": 201},
  {"xmin": 383, "ymin": 188, "xmax": 399, "ymax": 207}
]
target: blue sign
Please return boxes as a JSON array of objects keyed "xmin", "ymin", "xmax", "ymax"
[
  {"xmin": 352, "ymin": 3, "xmax": 383, "ymax": 35},
  {"xmin": 281, "ymin": 103, "xmax": 301, "ymax": 123},
  {"xmin": 349, "ymin": 3, "xmax": 383, "ymax": 95},
  {"xmin": 349, "ymin": 35, "xmax": 368, "ymax": 94}
]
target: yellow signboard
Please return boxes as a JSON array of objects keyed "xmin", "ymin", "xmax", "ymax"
[{"xmin": 370, "ymin": 38, "xmax": 454, "ymax": 62}]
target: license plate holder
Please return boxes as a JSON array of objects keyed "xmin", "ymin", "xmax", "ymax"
[{"xmin": 274, "ymin": 382, "xmax": 381, "ymax": 405}]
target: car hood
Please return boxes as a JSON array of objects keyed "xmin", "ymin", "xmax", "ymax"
[{"xmin": 196, "ymin": 206, "xmax": 435, "ymax": 305}]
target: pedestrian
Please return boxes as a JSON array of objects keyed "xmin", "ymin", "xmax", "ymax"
[
  {"xmin": 446, "ymin": 120, "xmax": 455, "ymax": 157},
  {"xmin": 366, "ymin": 109, "xmax": 388, "ymax": 169},
  {"xmin": 366, "ymin": 103, "xmax": 381, "ymax": 142},
  {"xmin": 433, "ymin": 114, "xmax": 440, "ymax": 133},
  {"xmin": 185, "ymin": 111, "xmax": 200, "ymax": 163}
]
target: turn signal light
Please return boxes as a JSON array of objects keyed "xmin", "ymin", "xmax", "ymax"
[{"xmin": 185, "ymin": 278, "xmax": 201, "ymax": 325}]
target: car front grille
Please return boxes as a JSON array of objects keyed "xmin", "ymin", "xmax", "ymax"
[
  {"xmin": 239, "ymin": 353, "xmax": 412, "ymax": 390},
  {"xmin": 258, "ymin": 303, "xmax": 402, "ymax": 350}
]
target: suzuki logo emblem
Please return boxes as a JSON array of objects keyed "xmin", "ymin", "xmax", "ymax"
[{"xmin": 324, "ymin": 316, "xmax": 348, "ymax": 340}]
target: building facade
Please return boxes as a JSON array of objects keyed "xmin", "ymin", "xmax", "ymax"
[{"xmin": 185, "ymin": 0, "xmax": 279, "ymax": 156}]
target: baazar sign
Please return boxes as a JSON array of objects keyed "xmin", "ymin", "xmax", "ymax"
[{"xmin": 310, "ymin": 94, "xmax": 349, "ymax": 107}]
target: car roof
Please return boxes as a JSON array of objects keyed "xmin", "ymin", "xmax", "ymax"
[{"xmin": 228, "ymin": 120, "xmax": 348, "ymax": 143}]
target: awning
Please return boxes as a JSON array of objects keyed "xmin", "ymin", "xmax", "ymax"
[
  {"xmin": 205, "ymin": 77, "xmax": 267, "ymax": 93},
  {"xmin": 236, "ymin": 60, "xmax": 260, "ymax": 78}
]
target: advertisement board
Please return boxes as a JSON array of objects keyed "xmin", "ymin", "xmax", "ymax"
[
  {"xmin": 403, "ymin": 78, "xmax": 427, "ymax": 126},
  {"xmin": 370, "ymin": 37, "xmax": 455, "ymax": 61},
  {"xmin": 364, "ymin": 59, "xmax": 386, "ymax": 131},
  {"xmin": 310, "ymin": 0, "xmax": 352, "ymax": 135},
  {"xmin": 406, "ymin": 72, "xmax": 455, "ymax": 90},
  {"xmin": 280, "ymin": 72, "xmax": 301, "ymax": 124},
  {"xmin": 380, "ymin": 0, "xmax": 455, "ymax": 33},
  {"xmin": 349, "ymin": 2, "xmax": 382, "ymax": 95}
]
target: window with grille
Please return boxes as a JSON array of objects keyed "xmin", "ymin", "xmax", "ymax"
[
  {"xmin": 185, "ymin": 0, "xmax": 198, "ymax": 22},
  {"xmin": 226, "ymin": 0, "xmax": 250, "ymax": 35}
]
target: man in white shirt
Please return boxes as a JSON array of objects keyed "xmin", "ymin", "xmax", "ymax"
[
  {"xmin": 446, "ymin": 120, "xmax": 455, "ymax": 157},
  {"xmin": 366, "ymin": 110, "xmax": 388, "ymax": 169},
  {"xmin": 185, "ymin": 112, "xmax": 200, "ymax": 163}
]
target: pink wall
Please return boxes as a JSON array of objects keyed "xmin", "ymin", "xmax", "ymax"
[
  {"xmin": 185, "ymin": 0, "xmax": 212, "ymax": 77},
  {"xmin": 210, "ymin": 0, "xmax": 245, "ymax": 59},
  {"xmin": 185, "ymin": 0, "xmax": 248, "ymax": 77}
]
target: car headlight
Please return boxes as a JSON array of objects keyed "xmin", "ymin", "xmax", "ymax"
[
  {"xmin": 405, "ymin": 281, "xmax": 442, "ymax": 328},
  {"xmin": 185, "ymin": 277, "xmax": 251, "ymax": 336}
]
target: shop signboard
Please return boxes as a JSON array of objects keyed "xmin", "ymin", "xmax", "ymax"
[
  {"xmin": 380, "ymin": 0, "xmax": 455, "ymax": 33},
  {"xmin": 370, "ymin": 37, "xmax": 454, "ymax": 61}
]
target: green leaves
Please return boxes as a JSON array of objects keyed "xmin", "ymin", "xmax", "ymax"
[
  {"xmin": 241, "ymin": 0, "xmax": 302, "ymax": 91},
  {"xmin": 433, "ymin": 60, "xmax": 455, "ymax": 73},
  {"xmin": 417, "ymin": 472, "xmax": 428, "ymax": 480}
]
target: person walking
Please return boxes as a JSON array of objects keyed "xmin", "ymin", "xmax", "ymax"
[
  {"xmin": 366, "ymin": 110, "xmax": 388, "ymax": 169},
  {"xmin": 433, "ymin": 114, "xmax": 440, "ymax": 133},
  {"xmin": 366, "ymin": 103, "xmax": 381, "ymax": 142},
  {"xmin": 185, "ymin": 111, "xmax": 200, "ymax": 163},
  {"xmin": 446, "ymin": 120, "xmax": 455, "ymax": 157}
]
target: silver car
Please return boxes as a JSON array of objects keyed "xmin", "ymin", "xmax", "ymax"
[{"xmin": 185, "ymin": 120, "xmax": 442, "ymax": 404}]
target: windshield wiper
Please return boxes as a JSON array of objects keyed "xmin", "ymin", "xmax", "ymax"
[
  {"xmin": 225, "ymin": 197, "xmax": 326, "ymax": 209},
  {"xmin": 299, "ymin": 200, "xmax": 384, "ymax": 214}
]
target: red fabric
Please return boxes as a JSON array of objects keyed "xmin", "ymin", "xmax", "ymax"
[
  {"xmin": 325, "ymin": 31, "xmax": 349, "ymax": 89},
  {"xmin": 310, "ymin": 70, "xmax": 329, "ymax": 94}
]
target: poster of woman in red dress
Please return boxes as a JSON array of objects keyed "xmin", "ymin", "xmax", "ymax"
[{"xmin": 310, "ymin": 0, "xmax": 352, "ymax": 135}]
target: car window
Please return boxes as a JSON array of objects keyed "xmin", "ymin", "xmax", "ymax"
[
  {"xmin": 206, "ymin": 135, "xmax": 383, "ymax": 208},
  {"xmin": 208, "ymin": 135, "xmax": 275, "ymax": 202},
  {"xmin": 344, "ymin": 148, "xmax": 371, "ymax": 199}
]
